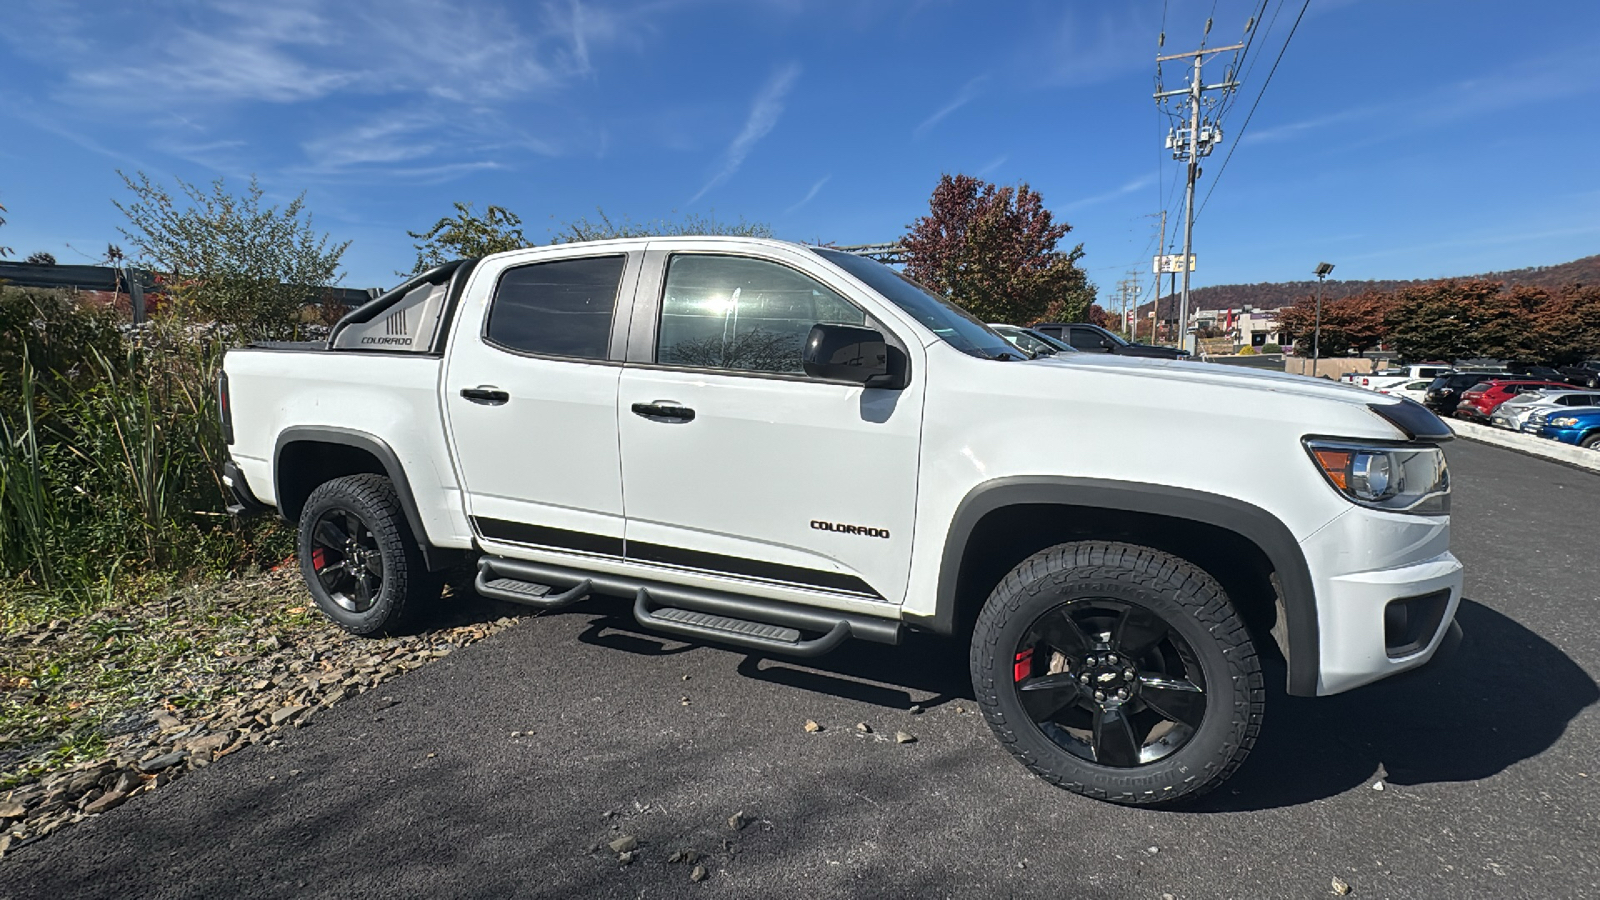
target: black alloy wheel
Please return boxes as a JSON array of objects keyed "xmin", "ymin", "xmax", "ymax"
[
  {"xmin": 1012, "ymin": 597, "xmax": 1208, "ymax": 767},
  {"xmin": 971, "ymin": 541, "xmax": 1263, "ymax": 805},
  {"xmin": 309, "ymin": 508, "xmax": 384, "ymax": 614},
  {"xmin": 297, "ymin": 474, "xmax": 439, "ymax": 636}
]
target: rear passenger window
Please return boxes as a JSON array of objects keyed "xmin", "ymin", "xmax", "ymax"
[
  {"xmin": 485, "ymin": 256, "xmax": 625, "ymax": 359},
  {"xmin": 1067, "ymin": 328, "xmax": 1103, "ymax": 350},
  {"xmin": 657, "ymin": 255, "xmax": 865, "ymax": 375}
]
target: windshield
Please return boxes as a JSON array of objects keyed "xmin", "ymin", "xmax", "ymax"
[{"xmin": 814, "ymin": 249, "xmax": 1021, "ymax": 360}]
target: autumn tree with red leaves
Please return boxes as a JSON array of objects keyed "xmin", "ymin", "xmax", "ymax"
[
  {"xmin": 901, "ymin": 174, "xmax": 1095, "ymax": 325},
  {"xmin": 1275, "ymin": 289, "xmax": 1394, "ymax": 357}
]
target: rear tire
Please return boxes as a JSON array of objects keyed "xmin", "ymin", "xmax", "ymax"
[
  {"xmin": 970, "ymin": 541, "xmax": 1263, "ymax": 806},
  {"xmin": 297, "ymin": 474, "xmax": 440, "ymax": 637}
]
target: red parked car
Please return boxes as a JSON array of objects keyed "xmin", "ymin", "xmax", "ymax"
[{"xmin": 1454, "ymin": 379, "xmax": 1573, "ymax": 422}]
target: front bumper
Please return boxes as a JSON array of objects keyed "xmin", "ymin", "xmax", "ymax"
[
  {"xmin": 222, "ymin": 459, "xmax": 271, "ymax": 517},
  {"xmin": 1538, "ymin": 425, "xmax": 1590, "ymax": 446},
  {"xmin": 1298, "ymin": 508, "xmax": 1464, "ymax": 696}
]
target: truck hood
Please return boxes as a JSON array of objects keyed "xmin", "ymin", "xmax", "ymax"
[{"xmin": 1031, "ymin": 351, "xmax": 1404, "ymax": 411}]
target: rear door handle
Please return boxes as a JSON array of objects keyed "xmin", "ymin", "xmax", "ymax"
[
  {"xmin": 460, "ymin": 386, "xmax": 510, "ymax": 406},
  {"xmin": 631, "ymin": 401, "xmax": 695, "ymax": 422}
]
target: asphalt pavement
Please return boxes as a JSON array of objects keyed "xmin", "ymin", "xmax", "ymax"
[{"xmin": 2, "ymin": 439, "xmax": 1596, "ymax": 899}]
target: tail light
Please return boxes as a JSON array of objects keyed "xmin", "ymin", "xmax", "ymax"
[{"xmin": 218, "ymin": 370, "xmax": 234, "ymax": 445}]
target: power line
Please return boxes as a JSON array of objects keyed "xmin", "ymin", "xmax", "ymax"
[{"xmin": 1195, "ymin": 0, "xmax": 1310, "ymax": 222}]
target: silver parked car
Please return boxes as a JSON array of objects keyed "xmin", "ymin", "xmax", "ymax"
[{"xmin": 1494, "ymin": 389, "xmax": 1600, "ymax": 431}]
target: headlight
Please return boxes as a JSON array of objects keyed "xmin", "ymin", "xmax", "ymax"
[
  {"xmin": 1551, "ymin": 417, "xmax": 1579, "ymax": 427},
  {"xmin": 1304, "ymin": 439, "xmax": 1450, "ymax": 515}
]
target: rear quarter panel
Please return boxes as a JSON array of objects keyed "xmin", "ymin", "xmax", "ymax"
[{"xmin": 223, "ymin": 349, "xmax": 472, "ymax": 548}]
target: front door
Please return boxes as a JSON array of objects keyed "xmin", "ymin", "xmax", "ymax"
[
  {"xmin": 617, "ymin": 246, "xmax": 923, "ymax": 607},
  {"xmin": 443, "ymin": 250, "xmax": 638, "ymax": 556}
]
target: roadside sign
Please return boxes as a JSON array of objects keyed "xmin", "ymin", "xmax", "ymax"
[{"xmin": 1153, "ymin": 254, "xmax": 1196, "ymax": 274}]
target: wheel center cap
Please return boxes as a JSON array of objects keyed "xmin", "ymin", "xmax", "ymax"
[{"xmin": 1083, "ymin": 652, "xmax": 1138, "ymax": 704}]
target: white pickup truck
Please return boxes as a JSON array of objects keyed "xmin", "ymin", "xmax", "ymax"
[
  {"xmin": 1347, "ymin": 363, "xmax": 1455, "ymax": 392},
  {"xmin": 220, "ymin": 237, "xmax": 1463, "ymax": 805}
]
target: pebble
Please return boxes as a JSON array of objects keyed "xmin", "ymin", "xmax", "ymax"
[
  {"xmin": 690, "ymin": 864, "xmax": 708, "ymax": 882},
  {"xmin": 895, "ymin": 732, "xmax": 917, "ymax": 744},
  {"xmin": 1372, "ymin": 781, "xmax": 1385, "ymax": 791},
  {"xmin": 856, "ymin": 722, "xmax": 872, "ymax": 734},
  {"xmin": 137, "ymin": 752, "xmax": 187, "ymax": 774},
  {"xmin": 728, "ymin": 811, "xmax": 751, "ymax": 830},
  {"xmin": 609, "ymin": 835, "xmax": 639, "ymax": 853},
  {"xmin": 803, "ymin": 720, "xmax": 823, "ymax": 733},
  {"xmin": 1331, "ymin": 876, "xmax": 1352, "ymax": 895},
  {"xmin": 0, "ymin": 800, "xmax": 25, "ymax": 819},
  {"xmin": 908, "ymin": 705, "xmax": 923, "ymax": 715}
]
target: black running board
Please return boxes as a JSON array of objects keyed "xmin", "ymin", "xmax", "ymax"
[
  {"xmin": 633, "ymin": 590, "xmax": 850, "ymax": 657},
  {"xmin": 475, "ymin": 555, "xmax": 900, "ymax": 655},
  {"xmin": 475, "ymin": 560, "xmax": 592, "ymax": 609}
]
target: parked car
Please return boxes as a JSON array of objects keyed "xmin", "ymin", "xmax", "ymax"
[
  {"xmin": 1505, "ymin": 364, "xmax": 1567, "ymax": 382},
  {"xmin": 1454, "ymin": 379, "xmax": 1574, "ymax": 422},
  {"xmin": 1535, "ymin": 407, "xmax": 1600, "ymax": 449},
  {"xmin": 1423, "ymin": 372, "xmax": 1502, "ymax": 416},
  {"xmin": 220, "ymin": 236, "xmax": 1461, "ymax": 806},
  {"xmin": 1030, "ymin": 322, "xmax": 1190, "ymax": 359},
  {"xmin": 989, "ymin": 324, "xmax": 1077, "ymax": 358},
  {"xmin": 1376, "ymin": 379, "xmax": 1434, "ymax": 404},
  {"xmin": 1558, "ymin": 360, "xmax": 1600, "ymax": 388},
  {"xmin": 1488, "ymin": 389, "xmax": 1600, "ymax": 430},
  {"xmin": 1357, "ymin": 364, "xmax": 1454, "ymax": 392}
]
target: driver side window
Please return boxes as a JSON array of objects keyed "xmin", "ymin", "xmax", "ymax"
[{"xmin": 656, "ymin": 255, "xmax": 866, "ymax": 375}]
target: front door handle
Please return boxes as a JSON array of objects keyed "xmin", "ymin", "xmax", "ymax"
[
  {"xmin": 460, "ymin": 386, "xmax": 510, "ymax": 406},
  {"xmin": 631, "ymin": 401, "xmax": 695, "ymax": 422}
]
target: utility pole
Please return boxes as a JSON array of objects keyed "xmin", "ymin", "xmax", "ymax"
[{"xmin": 1156, "ymin": 42, "xmax": 1240, "ymax": 356}]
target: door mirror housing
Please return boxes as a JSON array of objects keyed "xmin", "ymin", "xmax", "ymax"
[
  {"xmin": 803, "ymin": 323, "xmax": 905, "ymax": 388},
  {"xmin": 1100, "ymin": 337, "xmax": 1115, "ymax": 350}
]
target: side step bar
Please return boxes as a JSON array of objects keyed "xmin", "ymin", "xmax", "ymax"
[
  {"xmin": 475, "ymin": 560, "xmax": 593, "ymax": 610},
  {"xmin": 476, "ymin": 555, "xmax": 900, "ymax": 656}
]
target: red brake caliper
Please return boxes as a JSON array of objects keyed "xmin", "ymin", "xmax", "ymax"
[
  {"xmin": 311, "ymin": 547, "xmax": 327, "ymax": 570},
  {"xmin": 1013, "ymin": 648, "xmax": 1034, "ymax": 683}
]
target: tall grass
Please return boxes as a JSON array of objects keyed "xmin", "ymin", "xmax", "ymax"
[{"xmin": 0, "ymin": 286, "xmax": 289, "ymax": 620}]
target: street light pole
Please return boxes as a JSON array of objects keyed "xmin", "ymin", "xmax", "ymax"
[{"xmin": 1312, "ymin": 262, "xmax": 1335, "ymax": 377}]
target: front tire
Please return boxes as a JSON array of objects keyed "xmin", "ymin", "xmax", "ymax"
[
  {"xmin": 1581, "ymin": 433, "xmax": 1600, "ymax": 450},
  {"xmin": 970, "ymin": 541, "xmax": 1263, "ymax": 806},
  {"xmin": 297, "ymin": 474, "xmax": 440, "ymax": 637}
]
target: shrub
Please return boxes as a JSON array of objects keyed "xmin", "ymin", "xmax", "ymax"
[{"xmin": 0, "ymin": 286, "xmax": 287, "ymax": 611}]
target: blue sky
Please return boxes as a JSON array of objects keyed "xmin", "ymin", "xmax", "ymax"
[{"xmin": 1, "ymin": 0, "xmax": 1596, "ymax": 301}]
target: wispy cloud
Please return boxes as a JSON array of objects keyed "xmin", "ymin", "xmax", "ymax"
[
  {"xmin": 1065, "ymin": 173, "xmax": 1157, "ymax": 211},
  {"xmin": 784, "ymin": 175, "xmax": 831, "ymax": 215},
  {"xmin": 976, "ymin": 154, "xmax": 1009, "ymax": 177},
  {"xmin": 689, "ymin": 63, "xmax": 801, "ymax": 204},
  {"xmin": 914, "ymin": 76, "xmax": 985, "ymax": 139}
]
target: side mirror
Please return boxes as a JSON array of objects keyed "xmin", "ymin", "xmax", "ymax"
[
  {"xmin": 803, "ymin": 323, "xmax": 901, "ymax": 388},
  {"xmin": 1100, "ymin": 337, "xmax": 1115, "ymax": 350}
]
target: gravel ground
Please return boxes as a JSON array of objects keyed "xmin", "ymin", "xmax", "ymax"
[{"xmin": 0, "ymin": 440, "xmax": 1596, "ymax": 899}]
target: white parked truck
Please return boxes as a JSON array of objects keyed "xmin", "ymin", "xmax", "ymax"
[{"xmin": 220, "ymin": 237, "xmax": 1463, "ymax": 805}]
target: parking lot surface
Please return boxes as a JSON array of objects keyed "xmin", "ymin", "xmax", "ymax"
[{"xmin": 1, "ymin": 440, "xmax": 1596, "ymax": 899}]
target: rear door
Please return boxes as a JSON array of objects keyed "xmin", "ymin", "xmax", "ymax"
[
  {"xmin": 615, "ymin": 242, "xmax": 924, "ymax": 608},
  {"xmin": 442, "ymin": 248, "xmax": 641, "ymax": 556}
]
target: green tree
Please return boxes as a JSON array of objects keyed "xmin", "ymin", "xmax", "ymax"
[
  {"xmin": 407, "ymin": 202, "xmax": 528, "ymax": 274},
  {"xmin": 901, "ymin": 174, "xmax": 1095, "ymax": 325},
  {"xmin": 552, "ymin": 208, "xmax": 772, "ymax": 243},
  {"xmin": 114, "ymin": 171, "xmax": 348, "ymax": 338}
]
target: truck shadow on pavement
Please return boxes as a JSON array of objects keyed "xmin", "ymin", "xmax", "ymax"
[
  {"xmin": 1192, "ymin": 597, "xmax": 1598, "ymax": 811},
  {"xmin": 574, "ymin": 595, "xmax": 1594, "ymax": 811}
]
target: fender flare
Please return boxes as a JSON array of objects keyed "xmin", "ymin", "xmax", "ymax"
[
  {"xmin": 273, "ymin": 426, "xmax": 447, "ymax": 570},
  {"xmin": 926, "ymin": 476, "xmax": 1320, "ymax": 697}
]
